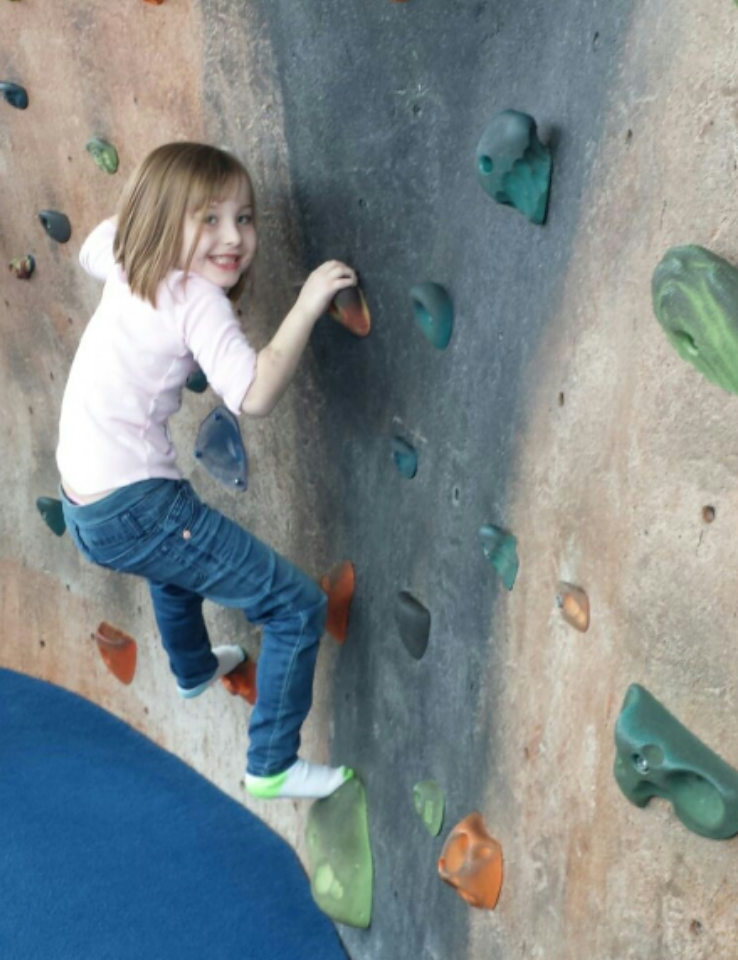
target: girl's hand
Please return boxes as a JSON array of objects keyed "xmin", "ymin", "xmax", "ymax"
[{"xmin": 296, "ymin": 260, "xmax": 357, "ymax": 322}]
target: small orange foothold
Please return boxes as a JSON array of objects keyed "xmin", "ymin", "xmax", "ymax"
[
  {"xmin": 220, "ymin": 658, "xmax": 257, "ymax": 705},
  {"xmin": 92, "ymin": 622, "xmax": 138, "ymax": 685},
  {"xmin": 438, "ymin": 812, "xmax": 503, "ymax": 910},
  {"xmin": 555, "ymin": 581, "xmax": 590, "ymax": 632},
  {"xmin": 141, "ymin": 0, "xmax": 165, "ymax": 4},
  {"xmin": 320, "ymin": 561, "xmax": 355, "ymax": 644},
  {"xmin": 328, "ymin": 286, "xmax": 371, "ymax": 337}
]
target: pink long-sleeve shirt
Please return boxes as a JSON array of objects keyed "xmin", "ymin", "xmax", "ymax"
[{"xmin": 56, "ymin": 219, "xmax": 257, "ymax": 495}]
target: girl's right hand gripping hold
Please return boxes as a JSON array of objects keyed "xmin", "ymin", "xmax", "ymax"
[{"xmin": 240, "ymin": 260, "xmax": 356, "ymax": 419}]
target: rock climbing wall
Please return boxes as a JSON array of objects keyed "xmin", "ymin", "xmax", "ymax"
[{"xmin": 3, "ymin": 0, "xmax": 738, "ymax": 958}]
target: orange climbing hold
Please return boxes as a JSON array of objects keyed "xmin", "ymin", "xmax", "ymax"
[
  {"xmin": 220, "ymin": 657, "xmax": 258, "ymax": 705},
  {"xmin": 328, "ymin": 286, "xmax": 371, "ymax": 337},
  {"xmin": 320, "ymin": 561, "xmax": 355, "ymax": 644},
  {"xmin": 438, "ymin": 812, "xmax": 503, "ymax": 910},
  {"xmin": 555, "ymin": 581, "xmax": 590, "ymax": 632},
  {"xmin": 92, "ymin": 622, "xmax": 138, "ymax": 686}
]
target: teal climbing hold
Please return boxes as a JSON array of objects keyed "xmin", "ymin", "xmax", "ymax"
[
  {"xmin": 185, "ymin": 367, "xmax": 208, "ymax": 394},
  {"xmin": 0, "ymin": 81, "xmax": 28, "ymax": 109},
  {"xmin": 194, "ymin": 406, "xmax": 247, "ymax": 490},
  {"xmin": 391, "ymin": 436, "xmax": 417, "ymax": 478},
  {"xmin": 479, "ymin": 524, "xmax": 518, "ymax": 590},
  {"xmin": 476, "ymin": 110, "xmax": 552, "ymax": 225},
  {"xmin": 8, "ymin": 255, "xmax": 35, "ymax": 279},
  {"xmin": 36, "ymin": 497, "xmax": 66, "ymax": 537},
  {"xmin": 413, "ymin": 780, "xmax": 445, "ymax": 837},
  {"xmin": 85, "ymin": 137, "xmax": 119, "ymax": 175},
  {"xmin": 409, "ymin": 282, "xmax": 453, "ymax": 350},
  {"xmin": 614, "ymin": 683, "xmax": 738, "ymax": 840},
  {"xmin": 39, "ymin": 210, "xmax": 71, "ymax": 244}
]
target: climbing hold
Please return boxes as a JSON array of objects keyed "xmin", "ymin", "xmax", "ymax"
[
  {"xmin": 306, "ymin": 777, "xmax": 373, "ymax": 928},
  {"xmin": 652, "ymin": 245, "xmax": 738, "ymax": 395},
  {"xmin": 409, "ymin": 282, "xmax": 453, "ymax": 350},
  {"xmin": 438, "ymin": 812, "xmax": 503, "ymax": 910},
  {"xmin": 142, "ymin": 0, "xmax": 165, "ymax": 4},
  {"xmin": 614, "ymin": 683, "xmax": 738, "ymax": 840},
  {"xmin": 555, "ymin": 581, "xmax": 589, "ymax": 632},
  {"xmin": 92, "ymin": 622, "xmax": 138, "ymax": 686},
  {"xmin": 320, "ymin": 561, "xmax": 355, "ymax": 644},
  {"xmin": 328, "ymin": 285, "xmax": 371, "ymax": 337},
  {"xmin": 220, "ymin": 656, "xmax": 257, "ymax": 705},
  {"xmin": 0, "ymin": 81, "xmax": 28, "ymax": 109},
  {"xmin": 9, "ymin": 255, "xmax": 35, "ymax": 280},
  {"xmin": 479, "ymin": 524, "xmax": 518, "ymax": 591},
  {"xmin": 193, "ymin": 406, "xmax": 248, "ymax": 490},
  {"xmin": 391, "ymin": 436, "xmax": 417, "ymax": 478},
  {"xmin": 476, "ymin": 109, "xmax": 552, "ymax": 225},
  {"xmin": 702, "ymin": 505, "xmax": 716, "ymax": 523},
  {"xmin": 413, "ymin": 780, "xmax": 445, "ymax": 836},
  {"xmin": 38, "ymin": 210, "xmax": 71, "ymax": 244},
  {"xmin": 36, "ymin": 496, "xmax": 66, "ymax": 536},
  {"xmin": 85, "ymin": 137, "xmax": 119, "ymax": 175},
  {"xmin": 395, "ymin": 591, "xmax": 431, "ymax": 660},
  {"xmin": 185, "ymin": 367, "xmax": 208, "ymax": 394}
]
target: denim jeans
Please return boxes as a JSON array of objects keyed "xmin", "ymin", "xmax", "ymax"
[{"xmin": 61, "ymin": 478, "xmax": 327, "ymax": 777}]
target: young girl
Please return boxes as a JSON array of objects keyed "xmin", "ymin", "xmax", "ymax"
[{"xmin": 57, "ymin": 142, "xmax": 357, "ymax": 801}]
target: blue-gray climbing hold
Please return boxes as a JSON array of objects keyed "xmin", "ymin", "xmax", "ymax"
[
  {"xmin": 395, "ymin": 591, "xmax": 431, "ymax": 660},
  {"xmin": 391, "ymin": 436, "xmax": 417, "ymax": 479},
  {"xmin": 185, "ymin": 367, "xmax": 208, "ymax": 394},
  {"xmin": 36, "ymin": 497, "xmax": 66, "ymax": 537},
  {"xmin": 85, "ymin": 137, "xmax": 119, "ymax": 175},
  {"xmin": 476, "ymin": 109, "xmax": 552, "ymax": 225},
  {"xmin": 409, "ymin": 282, "xmax": 453, "ymax": 350},
  {"xmin": 479, "ymin": 524, "xmax": 518, "ymax": 590},
  {"xmin": 194, "ymin": 406, "xmax": 248, "ymax": 490},
  {"xmin": 39, "ymin": 210, "xmax": 71, "ymax": 244},
  {"xmin": 0, "ymin": 81, "xmax": 28, "ymax": 109}
]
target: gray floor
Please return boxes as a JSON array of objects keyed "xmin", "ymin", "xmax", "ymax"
[{"xmin": 252, "ymin": 1, "xmax": 635, "ymax": 956}]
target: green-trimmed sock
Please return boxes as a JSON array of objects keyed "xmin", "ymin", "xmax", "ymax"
[{"xmin": 245, "ymin": 759, "xmax": 354, "ymax": 800}]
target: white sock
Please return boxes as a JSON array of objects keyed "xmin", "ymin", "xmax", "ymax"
[
  {"xmin": 245, "ymin": 759, "xmax": 354, "ymax": 800},
  {"xmin": 178, "ymin": 645, "xmax": 245, "ymax": 699}
]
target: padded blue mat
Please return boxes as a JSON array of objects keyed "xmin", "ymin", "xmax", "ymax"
[{"xmin": 0, "ymin": 668, "xmax": 346, "ymax": 960}]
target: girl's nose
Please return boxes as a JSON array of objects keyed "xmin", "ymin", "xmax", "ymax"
[{"xmin": 223, "ymin": 220, "xmax": 241, "ymax": 245}]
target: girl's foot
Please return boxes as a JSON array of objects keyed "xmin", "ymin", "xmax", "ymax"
[
  {"xmin": 177, "ymin": 645, "xmax": 246, "ymax": 699},
  {"xmin": 245, "ymin": 759, "xmax": 354, "ymax": 800}
]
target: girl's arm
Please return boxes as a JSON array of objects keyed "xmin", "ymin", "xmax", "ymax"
[
  {"xmin": 240, "ymin": 260, "xmax": 356, "ymax": 417},
  {"xmin": 79, "ymin": 217, "xmax": 118, "ymax": 282}
]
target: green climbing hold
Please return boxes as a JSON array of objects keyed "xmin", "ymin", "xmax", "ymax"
[
  {"xmin": 36, "ymin": 497, "xmax": 66, "ymax": 537},
  {"xmin": 476, "ymin": 109, "xmax": 552, "ymax": 225},
  {"xmin": 39, "ymin": 210, "xmax": 71, "ymax": 244},
  {"xmin": 479, "ymin": 524, "xmax": 518, "ymax": 591},
  {"xmin": 305, "ymin": 777, "xmax": 372, "ymax": 929},
  {"xmin": 85, "ymin": 137, "xmax": 119, "ymax": 175},
  {"xmin": 0, "ymin": 81, "xmax": 28, "ymax": 110},
  {"xmin": 409, "ymin": 282, "xmax": 453, "ymax": 350},
  {"xmin": 413, "ymin": 780, "xmax": 444, "ymax": 836},
  {"xmin": 652, "ymin": 245, "xmax": 738, "ymax": 395},
  {"xmin": 614, "ymin": 683, "xmax": 738, "ymax": 840},
  {"xmin": 185, "ymin": 367, "xmax": 208, "ymax": 394},
  {"xmin": 391, "ymin": 435, "xmax": 417, "ymax": 478}
]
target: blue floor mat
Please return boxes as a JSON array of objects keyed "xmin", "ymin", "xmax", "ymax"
[{"xmin": 0, "ymin": 668, "xmax": 347, "ymax": 960}]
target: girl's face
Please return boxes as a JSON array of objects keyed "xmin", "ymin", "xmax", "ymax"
[{"xmin": 180, "ymin": 179, "xmax": 257, "ymax": 290}]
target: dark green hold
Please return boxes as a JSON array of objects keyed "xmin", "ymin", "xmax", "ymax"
[
  {"xmin": 476, "ymin": 109, "xmax": 552, "ymax": 225},
  {"xmin": 409, "ymin": 282, "xmax": 453, "ymax": 350},
  {"xmin": 652, "ymin": 245, "xmax": 738, "ymax": 396},
  {"xmin": 185, "ymin": 367, "xmax": 209, "ymax": 394},
  {"xmin": 0, "ymin": 81, "xmax": 28, "ymax": 109},
  {"xmin": 391, "ymin": 436, "xmax": 417, "ymax": 478},
  {"xmin": 395, "ymin": 591, "xmax": 431, "ymax": 660},
  {"xmin": 39, "ymin": 210, "xmax": 71, "ymax": 244},
  {"xmin": 36, "ymin": 497, "xmax": 66, "ymax": 537},
  {"xmin": 614, "ymin": 683, "xmax": 738, "ymax": 840},
  {"xmin": 85, "ymin": 137, "xmax": 119, "ymax": 175},
  {"xmin": 479, "ymin": 524, "xmax": 518, "ymax": 591}
]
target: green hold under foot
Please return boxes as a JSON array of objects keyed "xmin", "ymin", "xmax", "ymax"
[
  {"xmin": 305, "ymin": 777, "xmax": 373, "ymax": 929},
  {"xmin": 36, "ymin": 497, "xmax": 66, "ymax": 536},
  {"xmin": 413, "ymin": 780, "xmax": 445, "ymax": 836},
  {"xmin": 614, "ymin": 683, "xmax": 738, "ymax": 840},
  {"xmin": 652, "ymin": 244, "xmax": 738, "ymax": 395},
  {"xmin": 86, "ymin": 137, "xmax": 119, "ymax": 175}
]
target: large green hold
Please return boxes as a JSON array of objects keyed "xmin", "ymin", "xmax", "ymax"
[
  {"xmin": 614, "ymin": 684, "xmax": 738, "ymax": 840},
  {"xmin": 305, "ymin": 778, "xmax": 372, "ymax": 928},
  {"xmin": 652, "ymin": 244, "xmax": 738, "ymax": 395}
]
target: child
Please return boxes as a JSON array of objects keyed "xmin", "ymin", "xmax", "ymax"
[{"xmin": 57, "ymin": 142, "xmax": 356, "ymax": 801}]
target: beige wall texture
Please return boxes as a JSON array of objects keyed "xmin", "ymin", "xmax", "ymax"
[{"xmin": 2, "ymin": 1, "xmax": 738, "ymax": 958}]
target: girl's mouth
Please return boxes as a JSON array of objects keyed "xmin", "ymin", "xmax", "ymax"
[{"xmin": 210, "ymin": 255, "xmax": 241, "ymax": 271}]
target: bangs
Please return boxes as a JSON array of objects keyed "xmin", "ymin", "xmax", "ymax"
[{"xmin": 187, "ymin": 163, "xmax": 252, "ymax": 215}]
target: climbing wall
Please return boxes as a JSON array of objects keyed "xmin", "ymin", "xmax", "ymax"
[{"xmin": 4, "ymin": 1, "xmax": 738, "ymax": 959}]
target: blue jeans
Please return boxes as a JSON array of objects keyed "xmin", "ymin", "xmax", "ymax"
[{"xmin": 61, "ymin": 478, "xmax": 327, "ymax": 777}]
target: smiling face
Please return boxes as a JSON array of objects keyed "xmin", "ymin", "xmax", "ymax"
[{"xmin": 180, "ymin": 178, "xmax": 257, "ymax": 290}]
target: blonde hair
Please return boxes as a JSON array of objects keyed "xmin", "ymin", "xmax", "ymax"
[{"xmin": 113, "ymin": 142, "xmax": 254, "ymax": 306}]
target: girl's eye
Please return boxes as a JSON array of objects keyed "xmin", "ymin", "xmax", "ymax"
[
  {"xmin": 204, "ymin": 215, "xmax": 218, "ymax": 226},
  {"xmin": 238, "ymin": 213, "xmax": 252, "ymax": 225}
]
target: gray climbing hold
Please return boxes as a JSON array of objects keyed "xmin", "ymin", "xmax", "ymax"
[
  {"xmin": 193, "ymin": 406, "xmax": 248, "ymax": 490},
  {"xmin": 395, "ymin": 591, "xmax": 431, "ymax": 660},
  {"xmin": 39, "ymin": 210, "xmax": 71, "ymax": 244},
  {"xmin": 0, "ymin": 81, "xmax": 28, "ymax": 109}
]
